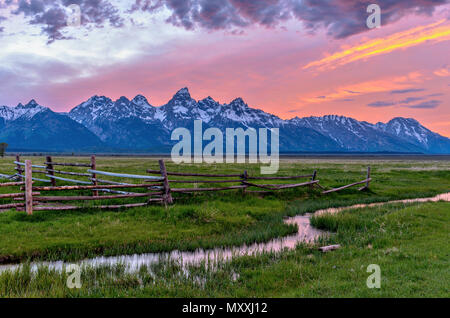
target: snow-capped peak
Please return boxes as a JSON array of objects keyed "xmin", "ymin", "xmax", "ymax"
[
  {"xmin": 2, "ymin": 88, "xmax": 450, "ymax": 154},
  {"xmin": 229, "ymin": 97, "xmax": 247, "ymax": 109},
  {"xmin": 201, "ymin": 96, "xmax": 218, "ymax": 104},
  {"xmin": 0, "ymin": 100, "xmax": 47, "ymax": 121},
  {"xmin": 172, "ymin": 87, "xmax": 191, "ymax": 100},
  {"xmin": 132, "ymin": 94, "xmax": 151, "ymax": 107},
  {"xmin": 22, "ymin": 99, "xmax": 39, "ymax": 108},
  {"xmin": 376, "ymin": 117, "xmax": 432, "ymax": 146}
]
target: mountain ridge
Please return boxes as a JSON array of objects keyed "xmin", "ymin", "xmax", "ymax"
[{"xmin": 1, "ymin": 88, "xmax": 449, "ymax": 153}]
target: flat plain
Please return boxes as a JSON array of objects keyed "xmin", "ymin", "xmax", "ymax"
[{"xmin": 0, "ymin": 156, "xmax": 448, "ymax": 297}]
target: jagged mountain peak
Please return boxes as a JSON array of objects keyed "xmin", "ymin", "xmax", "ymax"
[
  {"xmin": 82, "ymin": 95, "xmax": 113, "ymax": 106},
  {"xmin": 374, "ymin": 116, "xmax": 442, "ymax": 149},
  {"xmin": 0, "ymin": 99, "xmax": 48, "ymax": 122},
  {"xmin": 6, "ymin": 88, "xmax": 447, "ymax": 153},
  {"xmin": 387, "ymin": 117, "xmax": 421, "ymax": 126},
  {"xmin": 229, "ymin": 97, "xmax": 247, "ymax": 108},
  {"xmin": 132, "ymin": 94, "xmax": 151, "ymax": 107},
  {"xmin": 172, "ymin": 87, "xmax": 191, "ymax": 100},
  {"xmin": 321, "ymin": 114, "xmax": 357, "ymax": 123},
  {"xmin": 200, "ymin": 96, "xmax": 218, "ymax": 104},
  {"xmin": 23, "ymin": 99, "xmax": 40, "ymax": 108},
  {"xmin": 116, "ymin": 96, "xmax": 130, "ymax": 104}
]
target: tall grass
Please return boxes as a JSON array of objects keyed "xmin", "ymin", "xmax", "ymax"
[
  {"xmin": 1, "ymin": 201, "xmax": 448, "ymax": 297},
  {"xmin": 0, "ymin": 156, "xmax": 449, "ymax": 265}
]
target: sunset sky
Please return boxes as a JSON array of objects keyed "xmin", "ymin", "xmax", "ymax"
[{"xmin": 0, "ymin": 0, "xmax": 449, "ymax": 136}]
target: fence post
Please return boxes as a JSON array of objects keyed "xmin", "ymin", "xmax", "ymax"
[
  {"xmin": 25, "ymin": 160, "xmax": 33, "ymax": 215},
  {"xmin": 16, "ymin": 154, "xmax": 23, "ymax": 181},
  {"xmin": 159, "ymin": 159, "xmax": 173, "ymax": 205},
  {"xmin": 365, "ymin": 166, "xmax": 371, "ymax": 189},
  {"xmin": 91, "ymin": 155, "xmax": 98, "ymax": 197},
  {"xmin": 312, "ymin": 170, "xmax": 317, "ymax": 182},
  {"xmin": 46, "ymin": 156, "xmax": 56, "ymax": 187},
  {"xmin": 309, "ymin": 170, "xmax": 318, "ymax": 189},
  {"xmin": 241, "ymin": 170, "xmax": 248, "ymax": 194}
]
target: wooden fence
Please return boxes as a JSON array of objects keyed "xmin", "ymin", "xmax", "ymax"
[{"xmin": 0, "ymin": 156, "xmax": 373, "ymax": 215}]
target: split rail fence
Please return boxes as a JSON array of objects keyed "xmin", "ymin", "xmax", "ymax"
[{"xmin": 0, "ymin": 155, "xmax": 371, "ymax": 215}]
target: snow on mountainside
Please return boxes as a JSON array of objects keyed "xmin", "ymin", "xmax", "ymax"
[
  {"xmin": 1, "ymin": 88, "xmax": 449, "ymax": 153},
  {"xmin": 69, "ymin": 88, "xmax": 285, "ymax": 131},
  {"xmin": 65, "ymin": 87, "xmax": 449, "ymax": 153},
  {"xmin": 0, "ymin": 100, "xmax": 105, "ymax": 151},
  {"xmin": 289, "ymin": 115, "xmax": 426, "ymax": 153},
  {"xmin": 0, "ymin": 100, "xmax": 48, "ymax": 121},
  {"xmin": 376, "ymin": 117, "xmax": 450, "ymax": 153},
  {"xmin": 66, "ymin": 88, "xmax": 337, "ymax": 151},
  {"xmin": 69, "ymin": 95, "xmax": 156, "ymax": 126}
]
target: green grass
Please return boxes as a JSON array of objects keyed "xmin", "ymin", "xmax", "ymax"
[
  {"xmin": 1, "ymin": 201, "xmax": 448, "ymax": 297},
  {"xmin": 0, "ymin": 156, "xmax": 449, "ymax": 264}
]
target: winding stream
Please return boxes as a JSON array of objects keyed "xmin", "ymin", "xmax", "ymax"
[{"xmin": 0, "ymin": 192, "xmax": 448, "ymax": 274}]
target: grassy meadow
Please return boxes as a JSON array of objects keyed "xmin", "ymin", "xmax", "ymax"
[{"xmin": 0, "ymin": 155, "xmax": 449, "ymax": 297}]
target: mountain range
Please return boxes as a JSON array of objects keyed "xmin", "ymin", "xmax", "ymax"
[{"xmin": 1, "ymin": 88, "xmax": 449, "ymax": 154}]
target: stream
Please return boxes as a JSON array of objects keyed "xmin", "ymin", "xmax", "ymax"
[{"xmin": 0, "ymin": 192, "xmax": 448, "ymax": 274}]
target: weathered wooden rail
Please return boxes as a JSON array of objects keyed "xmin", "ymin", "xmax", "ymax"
[
  {"xmin": 146, "ymin": 166, "xmax": 321, "ymax": 201},
  {"xmin": 322, "ymin": 167, "xmax": 371, "ymax": 194},
  {"xmin": 0, "ymin": 156, "xmax": 373, "ymax": 215},
  {"xmin": 0, "ymin": 155, "xmax": 169, "ymax": 214}
]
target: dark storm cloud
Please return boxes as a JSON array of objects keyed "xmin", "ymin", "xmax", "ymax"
[
  {"xmin": 132, "ymin": 0, "xmax": 449, "ymax": 38},
  {"xmin": 3, "ymin": 0, "xmax": 123, "ymax": 43}
]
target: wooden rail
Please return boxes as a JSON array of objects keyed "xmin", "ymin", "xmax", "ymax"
[
  {"xmin": 17, "ymin": 174, "xmax": 52, "ymax": 183},
  {"xmin": 88, "ymin": 169, "xmax": 164, "ymax": 181},
  {"xmin": 2, "ymin": 157, "xmax": 373, "ymax": 215},
  {"xmin": 14, "ymin": 161, "xmax": 46, "ymax": 169},
  {"xmin": 322, "ymin": 167, "xmax": 372, "ymax": 194},
  {"xmin": 28, "ymin": 183, "xmax": 163, "ymax": 191},
  {"xmin": 29, "ymin": 193, "xmax": 162, "ymax": 202},
  {"xmin": 0, "ymin": 181, "xmax": 26, "ymax": 187},
  {"xmin": 242, "ymin": 180, "xmax": 319, "ymax": 191},
  {"xmin": 45, "ymin": 162, "xmax": 92, "ymax": 167},
  {"xmin": 171, "ymin": 185, "xmax": 248, "ymax": 193},
  {"xmin": 147, "ymin": 170, "xmax": 243, "ymax": 178},
  {"xmin": 90, "ymin": 178, "xmax": 134, "ymax": 186},
  {"xmin": 46, "ymin": 175, "xmax": 93, "ymax": 184}
]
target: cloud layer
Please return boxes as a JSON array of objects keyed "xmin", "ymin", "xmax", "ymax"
[
  {"xmin": 1, "ymin": 0, "xmax": 448, "ymax": 43},
  {"xmin": 135, "ymin": 0, "xmax": 449, "ymax": 37},
  {"xmin": 2, "ymin": 0, "xmax": 123, "ymax": 42},
  {"xmin": 303, "ymin": 19, "xmax": 450, "ymax": 72},
  {"xmin": 368, "ymin": 93, "xmax": 442, "ymax": 109}
]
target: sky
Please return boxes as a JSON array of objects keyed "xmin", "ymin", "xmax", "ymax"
[{"xmin": 0, "ymin": 0, "xmax": 449, "ymax": 136}]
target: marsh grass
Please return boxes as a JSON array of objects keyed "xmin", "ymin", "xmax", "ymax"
[
  {"xmin": 1, "ymin": 201, "xmax": 448, "ymax": 297},
  {"xmin": 0, "ymin": 156, "xmax": 449, "ymax": 266}
]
